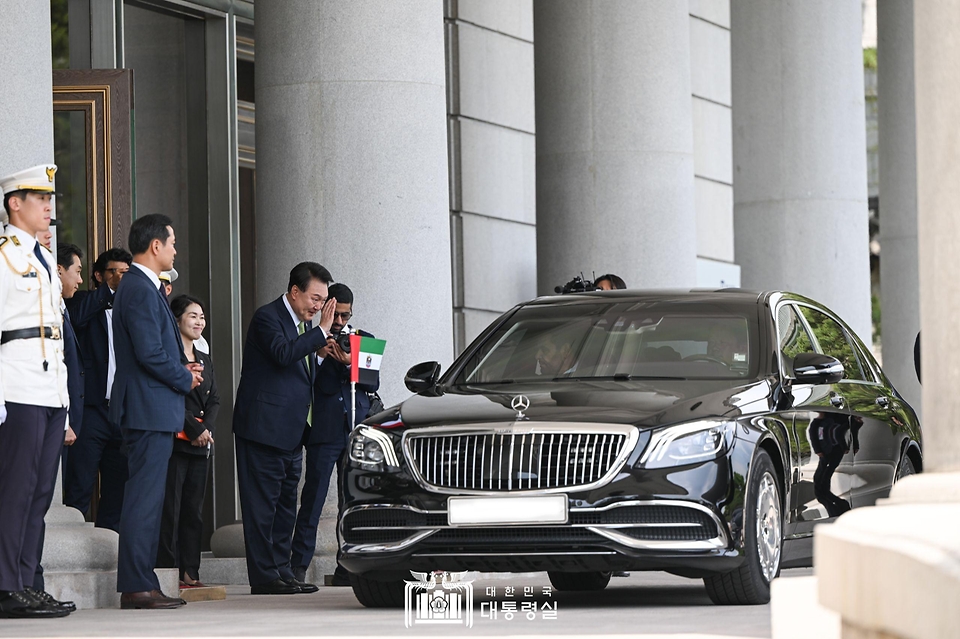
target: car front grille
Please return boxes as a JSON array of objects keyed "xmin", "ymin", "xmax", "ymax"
[{"xmin": 405, "ymin": 430, "xmax": 629, "ymax": 491}]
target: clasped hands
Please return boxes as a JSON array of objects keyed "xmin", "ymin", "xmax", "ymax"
[
  {"xmin": 186, "ymin": 362, "xmax": 204, "ymax": 389},
  {"xmin": 191, "ymin": 429, "xmax": 214, "ymax": 447}
]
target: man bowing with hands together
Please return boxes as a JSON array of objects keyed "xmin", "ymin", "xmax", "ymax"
[
  {"xmin": 110, "ymin": 214, "xmax": 202, "ymax": 609},
  {"xmin": 233, "ymin": 262, "xmax": 336, "ymax": 594}
]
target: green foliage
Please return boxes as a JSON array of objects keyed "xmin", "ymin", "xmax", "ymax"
[
  {"xmin": 798, "ymin": 306, "xmax": 864, "ymax": 381},
  {"xmin": 51, "ymin": 0, "xmax": 69, "ymax": 69},
  {"xmin": 863, "ymin": 47, "xmax": 877, "ymax": 70}
]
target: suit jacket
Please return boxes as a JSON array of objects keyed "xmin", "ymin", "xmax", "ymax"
[
  {"xmin": 62, "ymin": 306, "xmax": 85, "ymax": 431},
  {"xmin": 233, "ymin": 296, "xmax": 330, "ymax": 451},
  {"xmin": 175, "ymin": 348, "xmax": 220, "ymax": 456},
  {"xmin": 308, "ymin": 329, "xmax": 379, "ymax": 446},
  {"xmin": 108, "ymin": 266, "xmax": 193, "ymax": 432},
  {"xmin": 66, "ymin": 284, "xmax": 114, "ymax": 406}
]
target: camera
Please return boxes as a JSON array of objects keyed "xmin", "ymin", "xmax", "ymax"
[
  {"xmin": 554, "ymin": 274, "xmax": 599, "ymax": 295},
  {"xmin": 332, "ymin": 326, "xmax": 354, "ymax": 353}
]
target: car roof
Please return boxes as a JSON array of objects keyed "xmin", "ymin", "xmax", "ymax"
[{"xmin": 524, "ymin": 288, "xmax": 771, "ymax": 307}]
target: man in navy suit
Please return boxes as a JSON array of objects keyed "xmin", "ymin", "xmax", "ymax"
[
  {"xmin": 64, "ymin": 247, "xmax": 132, "ymax": 530},
  {"xmin": 291, "ymin": 283, "xmax": 378, "ymax": 583},
  {"xmin": 233, "ymin": 262, "xmax": 336, "ymax": 594},
  {"xmin": 110, "ymin": 214, "xmax": 201, "ymax": 609}
]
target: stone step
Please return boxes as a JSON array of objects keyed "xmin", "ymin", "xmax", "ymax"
[
  {"xmin": 770, "ymin": 575, "xmax": 839, "ymax": 639},
  {"xmin": 45, "ymin": 568, "xmax": 179, "ymax": 610},
  {"xmin": 198, "ymin": 555, "xmax": 337, "ymax": 587}
]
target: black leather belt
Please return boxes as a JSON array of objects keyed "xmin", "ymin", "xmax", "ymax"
[{"xmin": 1, "ymin": 326, "xmax": 62, "ymax": 344}]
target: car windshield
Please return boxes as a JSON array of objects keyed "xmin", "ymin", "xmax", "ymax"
[{"xmin": 455, "ymin": 300, "xmax": 758, "ymax": 384}]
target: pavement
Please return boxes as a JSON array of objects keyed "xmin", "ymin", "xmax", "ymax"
[{"xmin": 1, "ymin": 569, "xmax": 814, "ymax": 638}]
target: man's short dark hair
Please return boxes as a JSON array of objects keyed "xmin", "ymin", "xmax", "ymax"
[
  {"xmin": 287, "ymin": 262, "xmax": 332, "ymax": 293},
  {"xmin": 328, "ymin": 283, "xmax": 354, "ymax": 306},
  {"xmin": 3, "ymin": 190, "xmax": 26, "ymax": 215},
  {"xmin": 56, "ymin": 243, "xmax": 84, "ymax": 270},
  {"xmin": 170, "ymin": 294, "xmax": 206, "ymax": 321},
  {"xmin": 128, "ymin": 213, "xmax": 173, "ymax": 255},
  {"xmin": 597, "ymin": 273, "xmax": 627, "ymax": 290},
  {"xmin": 92, "ymin": 247, "xmax": 133, "ymax": 288}
]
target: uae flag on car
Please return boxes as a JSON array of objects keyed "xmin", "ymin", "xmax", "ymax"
[{"xmin": 350, "ymin": 334, "xmax": 386, "ymax": 386}]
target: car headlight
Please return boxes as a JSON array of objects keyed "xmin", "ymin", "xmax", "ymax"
[
  {"xmin": 349, "ymin": 426, "xmax": 400, "ymax": 468},
  {"xmin": 639, "ymin": 420, "xmax": 735, "ymax": 468}
]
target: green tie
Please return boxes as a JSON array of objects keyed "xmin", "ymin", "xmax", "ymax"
[{"xmin": 299, "ymin": 322, "xmax": 313, "ymax": 427}]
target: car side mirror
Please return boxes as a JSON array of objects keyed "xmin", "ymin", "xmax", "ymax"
[
  {"xmin": 405, "ymin": 361, "xmax": 442, "ymax": 394},
  {"xmin": 792, "ymin": 352, "xmax": 844, "ymax": 384}
]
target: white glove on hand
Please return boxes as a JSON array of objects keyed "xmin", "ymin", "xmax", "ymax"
[{"xmin": 0, "ymin": 404, "xmax": 6, "ymax": 425}]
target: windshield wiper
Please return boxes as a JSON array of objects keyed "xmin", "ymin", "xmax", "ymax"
[
  {"xmin": 552, "ymin": 374, "xmax": 688, "ymax": 381},
  {"xmin": 462, "ymin": 379, "xmax": 517, "ymax": 385}
]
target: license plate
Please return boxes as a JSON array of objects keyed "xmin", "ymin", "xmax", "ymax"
[{"xmin": 447, "ymin": 495, "xmax": 568, "ymax": 526}]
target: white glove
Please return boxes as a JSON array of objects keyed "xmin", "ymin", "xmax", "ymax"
[{"xmin": 0, "ymin": 404, "xmax": 6, "ymax": 426}]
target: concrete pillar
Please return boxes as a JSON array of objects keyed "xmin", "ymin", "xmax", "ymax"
[
  {"xmin": 255, "ymin": 0, "xmax": 453, "ymax": 402},
  {"xmin": 254, "ymin": 1, "xmax": 452, "ymax": 574},
  {"xmin": 534, "ymin": 1, "xmax": 697, "ymax": 293},
  {"xmin": 810, "ymin": 5, "xmax": 960, "ymax": 637},
  {"xmin": 916, "ymin": 0, "xmax": 960, "ymax": 473},
  {"xmin": 877, "ymin": 0, "xmax": 922, "ymax": 415},
  {"xmin": 731, "ymin": 0, "xmax": 872, "ymax": 342},
  {"xmin": 0, "ymin": 1, "xmax": 54, "ymax": 181}
]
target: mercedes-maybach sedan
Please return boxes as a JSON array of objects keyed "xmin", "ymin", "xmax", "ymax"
[{"xmin": 340, "ymin": 290, "xmax": 922, "ymax": 607}]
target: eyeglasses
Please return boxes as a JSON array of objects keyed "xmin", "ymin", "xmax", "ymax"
[{"xmin": 334, "ymin": 312, "xmax": 353, "ymax": 321}]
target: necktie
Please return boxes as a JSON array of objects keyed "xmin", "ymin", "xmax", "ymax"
[
  {"xmin": 33, "ymin": 243, "xmax": 50, "ymax": 277},
  {"xmin": 299, "ymin": 322, "xmax": 313, "ymax": 427}
]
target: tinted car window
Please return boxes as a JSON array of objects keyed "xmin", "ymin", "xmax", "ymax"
[
  {"xmin": 455, "ymin": 301, "xmax": 758, "ymax": 383},
  {"xmin": 777, "ymin": 304, "xmax": 815, "ymax": 365},
  {"xmin": 796, "ymin": 305, "xmax": 865, "ymax": 381}
]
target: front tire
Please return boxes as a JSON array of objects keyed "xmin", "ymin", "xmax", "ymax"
[
  {"xmin": 348, "ymin": 572, "xmax": 405, "ymax": 608},
  {"xmin": 704, "ymin": 449, "xmax": 782, "ymax": 605},
  {"xmin": 548, "ymin": 571, "xmax": 611, "ymax": 591}
]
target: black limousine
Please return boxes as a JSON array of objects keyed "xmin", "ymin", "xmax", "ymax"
[{"xmin": 340, "ymin": 290, "xmax": 922, "ymax": 606}]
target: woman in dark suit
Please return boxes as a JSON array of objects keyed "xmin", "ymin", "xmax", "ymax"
[{"xmin": 157, "ymin": 294, "xmax": 219, "ymax": 588}]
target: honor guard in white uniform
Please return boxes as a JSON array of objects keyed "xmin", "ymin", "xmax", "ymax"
[{"xmin": 0, "ymin": 164, "xmax": 73, "ymax": 619}]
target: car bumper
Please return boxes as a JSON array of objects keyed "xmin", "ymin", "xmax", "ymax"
[{"xmin": 340, "ymin": 454, "xmax": 747, "ymax": 579}]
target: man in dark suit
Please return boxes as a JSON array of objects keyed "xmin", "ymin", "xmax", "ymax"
[
  {"xmin": 64, "ymin": 247, "xmax": 133, "ymax": 531},
  {"xmin": 29, "ymin": 244, "xmax": 88, "ymax": 608},
  {"xmin": 233, "ymin": 262, "xmax": 336, "ymax": 595},
  {"xmin": 111, "ymin": 214, "xmax": 201, "ymax": 609},
  {"xmin": 291, "ymin": 283, "xmax": 378, "ymax": 583}
]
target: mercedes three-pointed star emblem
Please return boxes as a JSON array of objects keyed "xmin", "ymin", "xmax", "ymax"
[{"xmin": 511, "ymin": 395, "xmax": 530, "ymax": 420}]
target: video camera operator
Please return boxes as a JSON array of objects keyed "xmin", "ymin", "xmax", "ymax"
[{"xmin": 292, "ymin": 283, "xmax": 379, "ymax": 586}]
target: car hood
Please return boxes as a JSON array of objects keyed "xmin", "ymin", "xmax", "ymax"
[{"xmin": 394, "ymin": 379, "xmax": 774, "ymax": 430}]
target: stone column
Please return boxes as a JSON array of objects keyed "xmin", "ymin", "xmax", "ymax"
[
  {"xmin": 877, "ymin": 0, "xmax": 921, "ymax": 414},
  {"xmin": 812, "ymin": 4, "xmax": 960, "ymax": 638},
  {"xmin": 731, "ymin": 0, "xmax": 872, "ymax": 342},
  {"xmin": 0, "ymin": 1, "xmax": 54, "ymax": 181},
  {"xmin": 914, "ymin": 1, "xmax": 960, "ymax": 473},
  {"xmin": 534, "ymin": 1, "xmax": 697, "ymax": 292},
  {"xmin": 255, "ymin": 0, "xmax": 453, "ymax": 401},
  {"xmin": 253, "ymin": 0, "xmax": 452, "ymax": 577}
]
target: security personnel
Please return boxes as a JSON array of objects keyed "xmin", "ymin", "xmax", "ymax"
[{"xmin": 0, "ymin": 164, "xmax": 72, "ymax": 618}]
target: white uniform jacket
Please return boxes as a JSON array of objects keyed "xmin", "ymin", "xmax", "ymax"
[{"xmin": 0, "ymin": 226, "xmax": 69, "ymax": 408}]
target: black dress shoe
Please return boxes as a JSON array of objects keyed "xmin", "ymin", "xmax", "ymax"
[
  {"xmin": 285, "ymin": 578, "xmax": 319, "ymax": 594},
  {"xmin": 25, "ymin": 587, "xmax": 77, "ymax": 613},
  {"xmin": 0, "ymin": 590, "xmax": 70, "ymax": 618},
  {"xmin": 251, "ymin": 578, "xmax": 301, "ymax": 595},
  {"xmin": 119, "ymin": 590, "xmax": 185, "ymax": 609}
]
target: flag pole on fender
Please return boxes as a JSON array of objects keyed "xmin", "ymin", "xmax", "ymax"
[{"xmin": 349, "ymin": 333, "xmax": 387, "ymax": 428}]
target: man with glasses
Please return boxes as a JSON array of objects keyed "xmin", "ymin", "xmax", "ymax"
[
  {"xmin": 64, "ymin": 247, "xmax": 133, "ymax": 531},
  {"xmin": 291, "ymin": 283, "xmax": 379, "ymax": 586}
]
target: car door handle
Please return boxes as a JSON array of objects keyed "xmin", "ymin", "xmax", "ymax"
[
  {"xmin": 830, "ymin": 394, "xmax": 845, "ymax": 408},
  {"xmin": 876, "ymin": 396, "xmax": 890, "ymax": 409}
]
